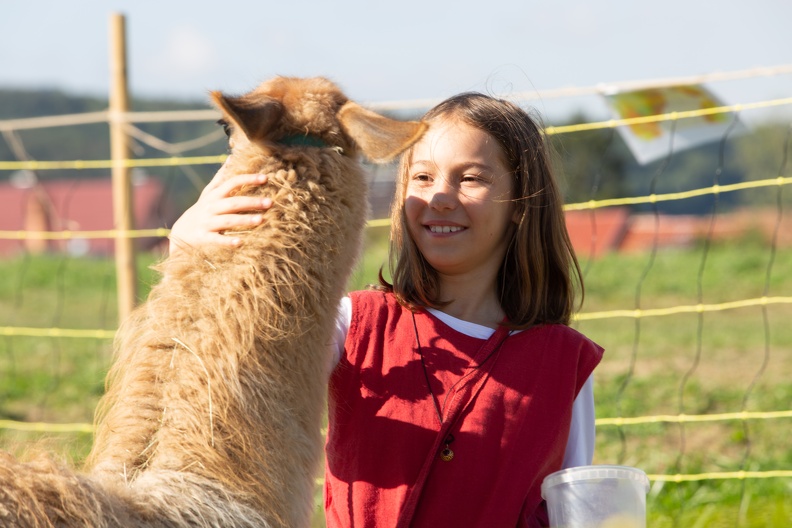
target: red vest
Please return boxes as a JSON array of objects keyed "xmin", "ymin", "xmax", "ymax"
[{"xmin": 324, "ymin": 291, "xmax": 603, "ymax": 527}]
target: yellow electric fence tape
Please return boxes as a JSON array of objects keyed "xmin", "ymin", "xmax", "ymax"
[{"xmin": 1, "ymin": 97, "xmax": 790, "ymax": 172}]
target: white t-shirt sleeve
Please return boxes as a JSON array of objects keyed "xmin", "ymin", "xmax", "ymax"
[
  {"xmin": 561, "ymin": 375, "xmax": 595, "ymax": 468},
  {"xmin": 328, "ymin": 296, "xmax": 352, "ymax": 369}
]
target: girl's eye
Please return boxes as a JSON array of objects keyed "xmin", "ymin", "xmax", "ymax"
[
  {"xmin": 412, "ymin": 173, "xmax": 432, "ymax": 182},
  {"xmin": 461, "ymin": 175, "xmax": 482, "ymax": 183}
]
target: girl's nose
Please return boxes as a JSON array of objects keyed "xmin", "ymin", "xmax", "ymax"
[{"xmin": 428, "ymin": 177, "xmax": 457, "ymax": 211}]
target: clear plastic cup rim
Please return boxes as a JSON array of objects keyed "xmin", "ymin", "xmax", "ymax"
[{"xmin": 541, "ymin": 465, "xmax": 650, "ymax": 498}]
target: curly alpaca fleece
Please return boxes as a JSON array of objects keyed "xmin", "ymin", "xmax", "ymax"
[{"xmin": 0, "ymin": 76, "xmax": 425, "ymax": 528}]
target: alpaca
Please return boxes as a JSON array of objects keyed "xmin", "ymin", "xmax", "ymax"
[{"xmin": 0, "ymin": 76, "xmax": 426, "ymax": 527}]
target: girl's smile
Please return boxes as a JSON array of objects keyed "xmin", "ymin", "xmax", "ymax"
[
  {"xmin": 404, "ymin": 117, "xmax": 516, "ymax": 278},
  {"xmin": 427, "ymin": 224, "xmax": 464, "ymax": 234}
]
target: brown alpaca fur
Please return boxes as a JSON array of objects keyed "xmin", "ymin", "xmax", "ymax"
[{"xmin": 0, "ymin": 76, "xmax": 426, "ymax": 527}]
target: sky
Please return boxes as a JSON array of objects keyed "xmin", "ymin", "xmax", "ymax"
[{"xmin": 1, "ymin": 0, "xmax": 791, "ymax": 123}]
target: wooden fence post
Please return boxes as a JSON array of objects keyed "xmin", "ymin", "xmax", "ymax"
[{"xmin": 109, "ymin": 12, "xmax": 137, "ymax": 323}]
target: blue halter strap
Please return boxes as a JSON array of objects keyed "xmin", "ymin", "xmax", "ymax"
[{"xmin": 278, "ymin": 134, "xmax": 328, "ymax": 148}]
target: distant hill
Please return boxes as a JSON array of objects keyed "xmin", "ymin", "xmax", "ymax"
[
  {"xmin": 0, "ymin": 88, "xmax": 219, "ymax": 153},
  {"xmin": 0, "ymin": 87, "xmax": 215, "ymax": 119},
  {"xmin": 0, "ymin": 88, "xmax": 105, "ymax": 119},
  {"xmin": 0, "ymin": 88, "xmax": 223, "ymax": 208}
]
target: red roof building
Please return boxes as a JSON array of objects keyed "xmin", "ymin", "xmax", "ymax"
[
  {"xmin": 0, "ymin": 174, "xmax": 176, "ymax": 256},
  {"xmin": 564, "ymin": 207, "xmax": 631, "ymax": 258}
]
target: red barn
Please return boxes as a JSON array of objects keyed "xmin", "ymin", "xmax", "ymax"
[{"xmin": 0, "ymin": 173, "xmax": 176, "ymax": 256}]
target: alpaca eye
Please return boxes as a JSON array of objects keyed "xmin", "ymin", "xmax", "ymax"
[{"xmin": 217, "ymin": 119, "xmax": 232, "ymax": 137}]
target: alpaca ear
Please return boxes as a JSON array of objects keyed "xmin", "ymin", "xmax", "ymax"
[
  {"xmin": 337, "ymin": 102, "xmax": 427, "ymax": 163},
  {"xmin": 210, "ymin": 91, "xmax": 284, "ymax": 142}
]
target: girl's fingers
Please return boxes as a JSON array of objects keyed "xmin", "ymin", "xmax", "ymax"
[
  {"xmin": 209, "ymin": 196, "xmax": 272, "ymax": 216},
  {"xmin": 204, "ymin": 232, "xmax": 245, "ymax": 247},
  {"xmin": 209, "ymin": 213, "xmax": 264, "ymax": 233},
  {"xmin": 169, "ymin": 171, "xmax": 271, "ymax": 256},
  {"xmin": 214, "ymin": 173, "xmax": 269, "ymax": 198}
]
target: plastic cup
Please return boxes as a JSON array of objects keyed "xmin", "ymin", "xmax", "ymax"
[{"xmin": 540, "ymin": 465, "xmax": 650, "ymax": 528}]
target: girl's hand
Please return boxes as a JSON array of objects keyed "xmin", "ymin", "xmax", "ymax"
[{"xmin": 169, "ymin": 169, "xmax": 272, "ymax": 256}]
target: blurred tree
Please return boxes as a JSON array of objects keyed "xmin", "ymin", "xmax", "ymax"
[
  {"xmin": 0, "ymin": 88, "xmax": 223, "ymax": 213},
  {"xmin": 549, "ymin": 112, "xmax": 632, "ymax": 204},
  {"xmin": 731, "ymin": 122, "xmax": 792, "ymax": 207}
]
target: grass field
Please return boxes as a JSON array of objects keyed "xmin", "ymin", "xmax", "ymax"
[{"xmin": 1, "ymin": 227, "xmax": 790, "ymax": 526}]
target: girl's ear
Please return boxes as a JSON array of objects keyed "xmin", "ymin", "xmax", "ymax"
[
  {"xmin": 512, "ymin": 205, "xmax": 523, "ymax": 225},
  {"xmin": 210, "ymin": 91, "xmax": 284, "ymax": 143},
  {"xmin": 337, "ymin": 102, "xmax": 427, "ymax": 163}
]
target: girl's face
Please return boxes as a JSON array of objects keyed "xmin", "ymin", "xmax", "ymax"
[{"xmin": 404, "ymin": 117, "xmax": 516, "ymax": 278}]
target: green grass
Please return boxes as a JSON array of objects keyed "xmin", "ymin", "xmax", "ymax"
[
  {"xmin": 576, "ymin": 236, "xmax": 792, "ymax": 526},
  {"xmin": 1, "ymin": 233, "xmax": 791, "ymax": 526}
]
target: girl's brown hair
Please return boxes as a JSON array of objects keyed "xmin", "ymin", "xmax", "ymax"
[{"xmin": 379, "ymin": 92, "xmax": 582, "ymax": 328}]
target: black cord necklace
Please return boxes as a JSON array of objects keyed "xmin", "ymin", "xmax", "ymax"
[{"xmin": 411, "ymin": 311, "xmax": 511, "ymax": 462}]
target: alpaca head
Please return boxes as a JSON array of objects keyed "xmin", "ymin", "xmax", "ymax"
[{"xmin": 210, "ymin": 76, "xmax": 426, "ymax": 163}]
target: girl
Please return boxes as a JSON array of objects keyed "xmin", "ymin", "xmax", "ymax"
[{"xmin": 169, "ymin": 93, "xmax": 603, "ymax": 527}]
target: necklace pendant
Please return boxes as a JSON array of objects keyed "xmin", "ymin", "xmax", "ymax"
[{"xmin": 440, "ymin": 446, "xmax": 454, "ymax": 462}]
